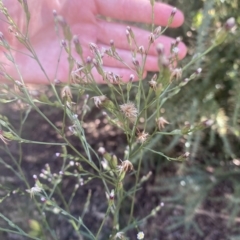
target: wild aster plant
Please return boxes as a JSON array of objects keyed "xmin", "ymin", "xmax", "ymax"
[{"xmin": 0, "ymin": 0, "xmax": 236, "ymax": 239}]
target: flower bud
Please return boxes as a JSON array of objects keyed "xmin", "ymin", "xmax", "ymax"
[
  {"xmin": 156, "ymin": 43, "xmax": 164, "ymax": 56},
  {"xmin": 61, "ymin": 39, "xmax": 67, "ymax": 48},
  {"xmin": 73, "ymin": 35, "xmax": 82, "ymax": 55},
  {"xmin": 52, "ymin": 9, "xmax": 57, "ymax": 17},
  {"xmin": 171, "ymin": 7, "xmax": 177, "ymax": 17},
  {"xmin": 153, "ymin": 26, "xmax": 162, "ymax": 39},
  {"xmin": 224, "ymin": 17, "xmax": 236, "ymax": 31},
  {"xmin": 61, "ymin": 85, "xmax": 72, "ymax": 101},
  {"xmin": 129, "ymin": 74, "xmax": 135, "ymax": 82},
  {"xmin": 126, "ymin": 26, "xmax": 135, "ymax": 39},
  {"xmin": 149, "ymin": 33, "xmax": 155, "ymax": 43}
]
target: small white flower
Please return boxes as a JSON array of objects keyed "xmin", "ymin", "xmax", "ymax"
[
  {"xmin": 172, "ymin": 47, "xmax": 179, "ymax": 54},
  {"xmin": 137, "ymin": 231, "xmax": 144, "ymax": 239},
  {"xmin": 92, "ymin": 95, "xmax": 108, "ymax": 108},
  {"xmin": 53, "ymin": 207, "xmax": 61, "ymax": 214},
  {"xmin": 114, "ymin": 231, "xmax": 125, "ymax": 239},
  {"xmin": 26, "ymin": 184, "xmax": 42, "ymax": 198}
]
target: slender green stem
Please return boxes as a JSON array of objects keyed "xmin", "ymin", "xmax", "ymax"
[
  {"xmin": 128, "ymin": 153, "xmax": 143, "ymax": 224},
  {"xmin": 95, "ymin": 205, "xmax": 111, "ymax": 239}
]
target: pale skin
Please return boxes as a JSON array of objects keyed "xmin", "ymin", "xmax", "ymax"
[{"xmin": 0, "ymin": 0, "xmax": 187, "ymax": 84}]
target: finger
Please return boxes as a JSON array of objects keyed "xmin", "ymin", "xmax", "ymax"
[
  {"xmin": 97, "ymin": 21, "xmax": 187, "ymax": 60},
  {"xmin": 95, "ymin": 0, "xmax": 184, "ymax": 27}
]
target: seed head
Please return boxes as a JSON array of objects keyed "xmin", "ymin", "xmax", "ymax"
[
  {"xmin": 120, "ymin": 102, "xmax": 138, "ymax": 122},
  {"xmin": 148, "ymin": 74, "xmax": 158, "ymax": 89},
  {"xmin": 156, "ymin": 117, "xmax": 170, "ymax": 130},
  {"xmin": 170, "ymin": 68, "xmax": 182, "ymax": 81},
  {"xmin": 92, "ymin": 95, "xmax": 108, "ymax": 108},
  {"xmin": 120, "ymin": 160, "xmax": 134, "ymax": 173},
  {"xmin": 137, "ymin": 131, "xmax": 149, "ymax": 144}
]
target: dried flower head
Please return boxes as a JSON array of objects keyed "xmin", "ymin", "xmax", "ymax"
[
  {"xmin": 92, "ymin": 95, "xmax": 107, "ymax": 108},
  {"xmin": 148, "ymin": 74, "xmax": 158, "ymax": 90},
  {"xmin": 170, "ymin": 68, "xmax": 182, "ymax": 81},
  {"xmin": 120, "ymin": 102, "xmax": 138, "ymax": 122},
  {"xmin": 148, "ymin": 79, "xmax": 157, "ymax": 90},
  {"xmin": 137, "ymin": 131, "xmax": 149, "ymax": 144},
  {"xmin": 61, "ymin": 85, "xmax": 72, "ymax": 100},
  {"xmin": 114, "ymin": 232, "xmax": 125, "ymax": 239},
  {"xmin": 156, "ymin": 117, "xmax": 170, "ymax": 130},
  {"xmin": 26, "ymin": 184, "xmax": 43, "ymax": 198},
  {"xmin": 120, "ymin": 160, "xmax": 134, "ymax": 173}
]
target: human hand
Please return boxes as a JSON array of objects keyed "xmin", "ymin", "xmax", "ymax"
[{"xmin": 0, "ymin": 0, "xmax": 187, "ymax": 84}]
